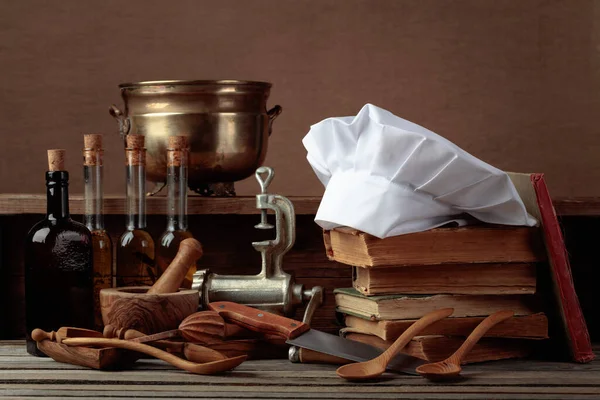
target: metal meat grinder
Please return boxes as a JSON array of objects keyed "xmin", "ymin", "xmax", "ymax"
[{"xmin": 192, "ymin": 166, "xmax": 324, "ymax": 329}]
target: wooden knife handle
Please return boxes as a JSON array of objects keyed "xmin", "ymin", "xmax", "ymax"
[
  {"xmin": 208, "ymin": 301, "xmax": 309, "ymax": 339},
  {"xmin": 298, "ymin": 348, "xmax": 351, "ymax": 365}
]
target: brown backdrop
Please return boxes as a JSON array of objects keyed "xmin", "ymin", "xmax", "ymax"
[{"xmin": 0, "ymin": 0, "xmax": 598, "ymax": 197}]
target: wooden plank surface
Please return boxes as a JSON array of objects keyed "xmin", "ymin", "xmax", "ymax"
[
  {"xmin": 0, "ymin": 341, "xmax": 598, "ymax": 399},
  {"xmin": 0, "ymin": 194, "xmax": 597, "ymax": 216},
  {"xmin": 0, "ymin": 194, "xmax": 320, "ymax": 215}
]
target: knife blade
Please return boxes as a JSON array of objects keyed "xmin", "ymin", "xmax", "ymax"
[{"xmin": 207, "ymin": 301, "xmax": 426, "ymax": 375}]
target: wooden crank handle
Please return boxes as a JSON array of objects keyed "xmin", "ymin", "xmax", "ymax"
[
  {"xmin": 148, "ymin": 238, "xmax": 203, "ymax": 294},
  {"xmin": 208, "ymin": 301, "xmax": 309, "ymax": 339},
  {"xmin": 298, "ymin": 348, "xmax": 351, "ymax": 365},
  {"xmin": 62, "ymin": 337, "xmax": 246, "ymax": 375}
]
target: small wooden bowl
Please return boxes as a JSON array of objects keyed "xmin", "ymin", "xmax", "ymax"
[{"xmin": 100, "ymin": 287, "xmax": 199, "ymax": 334}]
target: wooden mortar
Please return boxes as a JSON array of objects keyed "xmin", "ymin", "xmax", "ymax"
[{"xmin": 100, "ymin": 238, "xmax": 202, "ymax": 334}]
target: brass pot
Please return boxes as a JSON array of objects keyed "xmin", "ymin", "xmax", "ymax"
[{"xmin": 110, "ymin": 80, "xmax": 282, "ymax": 191}]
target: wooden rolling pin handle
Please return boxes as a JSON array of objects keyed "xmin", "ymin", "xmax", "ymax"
[
  {"xmin": 31, "ymin": 329, "xmax": 59, "ymax": 343},
  {"xmin": 298, "ymin": 348, "xmax": 351, "ymax": 365},
  {"xmin": 147, "ymin": 238, "xmax": 203, "ymax": 295}
]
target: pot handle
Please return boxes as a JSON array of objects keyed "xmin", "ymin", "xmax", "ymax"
[
  {"xmin": 109, "ymin": 104, "xmax": 131, "ymax": 142},
  {"xmin": 267, "ymin": 105, "xmax": 282, "ymax": 136}
]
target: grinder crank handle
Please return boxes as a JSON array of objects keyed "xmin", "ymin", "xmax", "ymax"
[{"xmin": 208, "ymin": 302, "xmax": 309, "ymax": 339}]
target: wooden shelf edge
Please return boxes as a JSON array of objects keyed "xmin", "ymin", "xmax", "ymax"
[
  {"xmin": 0, "ymin": 194, "xmax": 321, "ymax": 215},
  {"xmin": 0, "ymin": 194, "xmax": 598, "ymax": 216}
]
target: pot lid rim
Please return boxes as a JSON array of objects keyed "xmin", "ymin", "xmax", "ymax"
[{"xmin": 119, "ymin": 79, "xmax": 273, "ymax": 89}]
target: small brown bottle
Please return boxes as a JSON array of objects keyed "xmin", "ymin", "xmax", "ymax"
[
  {"xmin": 25, "ymin": 150, "xmax": 94, "ymax": 356},
  {"xmin": 83, "ymin": 134, "xmax": 112, "ymax": 330},
  {"xmin": 116, "ymin": 135, "xmax": 156, "ymax": 287},
  {"xmin": 157, "ymin": 136, "xmax": 195, "ymax": 288}
]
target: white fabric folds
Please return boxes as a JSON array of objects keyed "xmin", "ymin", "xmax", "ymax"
[{"xmin": 302, "ymin": 104, "xmax": 537, "ymax": 238}]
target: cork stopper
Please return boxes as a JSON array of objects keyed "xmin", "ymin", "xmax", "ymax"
[
  {"xmin": 83, "ymin": 134, "xmax": 104, "ymax": 166},
  {"xmin": 126, "ymin": 134, "xmax": 145, "ymax": 149},
  {"xmin": 125, "ymin": 135, "xmax": 146, "ymax": 166},
  {"xmin": 84, "ymin": 134, "xmax": 103, "ymax": 150},
  {"xmin": 48, "ymin": 149, "xmax": 66, "ymax": 171},
  {"xmin": 168, "ymin": 135, "xmax": 189, "ymax": 150}
]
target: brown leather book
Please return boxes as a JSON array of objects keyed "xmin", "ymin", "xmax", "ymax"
[
  {"xmin": 343, "ymin": 313, "xmax": 549, "ymax": 341},
  {"xmin": 323, "ymin": 225, "xmax": 545, "ymax": 268},
  {"xmin": 342, "ymin": 331, "xmax": 533, "ymax": 364},
  {"xmin": 352, "ymin": 263, "xmax": 536, "ymax": 295}
]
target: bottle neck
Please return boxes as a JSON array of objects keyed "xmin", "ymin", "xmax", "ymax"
[
  {"xmin": 125, "ymin": 163, "xmax": 146, "ymax": 230},
  {"xmin": 84, "ymin": 163, "xmax": 104, "ymax": 231},
  {"xmin": 166, "ymin": 157, "xmax": 188, "ymax": 232},
  {"xmin": 46, "ymin": 171, "xmax": 70, "ymax": 220}
]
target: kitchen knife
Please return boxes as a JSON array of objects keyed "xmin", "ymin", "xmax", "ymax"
[{"xmin": 208, "ymin": 301, "xmax": 426, "ymax": 375}]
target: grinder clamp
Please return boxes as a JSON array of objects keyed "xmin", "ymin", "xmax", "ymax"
[{"xmin": 192, "ymin": 166, "xmax": 324, "ymax": 341}]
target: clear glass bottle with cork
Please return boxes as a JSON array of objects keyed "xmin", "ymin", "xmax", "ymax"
[
  {"xmin": 116, "ymin": 135, "xmax": 156, "ymax": 287},
  {"xmin": 83, "ymin": 134, "xmax": 112, "ymax": 330},
  {"xmin": 157, "ymin": 136, "xmax": 195, "ymax": 288},
  {"xmin": 24, "ymin": 149, "xmax": 94, "ymax": 356}
]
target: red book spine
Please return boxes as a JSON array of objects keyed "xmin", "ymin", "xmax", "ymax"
[{"xmin": 531, "ymin": 174, "xmax": 594, "ymax": 363}]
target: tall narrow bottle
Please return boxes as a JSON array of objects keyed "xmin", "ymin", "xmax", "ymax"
[
  {"xmin": 25, "ymin": 149, "xmax": 93, "ymax": 356},
  {"xmin": 157, "ymin": 136, "xmax": 195, "ymax": 288},
  {"xmin": 83, "ymin": 134, "xmax": 112, "ymax": 330},
  {"xmin": 116, "ymin": 135, "xmax": 156, "ymax": 287}
]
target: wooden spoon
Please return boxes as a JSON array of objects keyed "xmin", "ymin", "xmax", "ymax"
[
  {"xmin": 104, "ymin": 325, "xmax": 226, "ymax": 362},
  {"xmin": 416, "ymin": 310, "xmax": 514, "ymax": 380},
  {"xmin": 62, "ymin": 337, "xmax": 246, "ymax": 375},
  {"xmin": 336, "ymin": 308, "xmax": 454, "ymax": 380}
]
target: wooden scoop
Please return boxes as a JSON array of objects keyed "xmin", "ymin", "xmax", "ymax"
[
  {"xmin": 32, "ymin": 327, "xmax": 104, "ymax": 343},
  {"xmin": 31, "ymin": 328, "xmax": 138, "ymax": 370},
  {"xmin": 336, "ymin": 308, "xmax": 454, "ymax": 380},
  {"xmin": 62, "ymin": 337, "xmax": 246, "ymax": 375},
  {"xmin": 148, "ymin": 238, "xmax": 203, "ymax": 294},
  {"xmin": 416, "ymin": 310, "xmax": 515, "ymax": 380}
]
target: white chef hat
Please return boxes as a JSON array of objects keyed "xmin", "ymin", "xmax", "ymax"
[{"xmin": 302, "ymin": 104, "xmax": 537, "ymax": 238}]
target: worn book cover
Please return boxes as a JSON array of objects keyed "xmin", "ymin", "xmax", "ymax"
[{"xmin": 334, "ymin": 287, "xmax": 537, "ymax": 320}]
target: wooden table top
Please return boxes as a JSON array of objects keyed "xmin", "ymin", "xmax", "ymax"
[{"xmin": 1, "ymin": 341, "xmax": 599, "ymax": 399}]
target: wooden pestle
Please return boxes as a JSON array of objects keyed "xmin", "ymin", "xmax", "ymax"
[{"xmin": 147, "ymin": 238, "xmax": 203, "ymax": 295}]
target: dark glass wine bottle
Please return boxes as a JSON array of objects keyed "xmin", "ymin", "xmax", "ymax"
[
  {"xmin": 25, "ymin": 149, "xmax": 93, "ymax": 356},
  {"xmin": 116, "ymin": 135, "xmax": 156, "ymax": 287},
  {"xmin": 157, "ymin": 136, "xmax": 195, "ymax": 288}
]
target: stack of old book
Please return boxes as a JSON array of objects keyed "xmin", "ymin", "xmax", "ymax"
[{"xmin": 325, "ymin": 225, "xmax": 550, "ymax": 363}]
